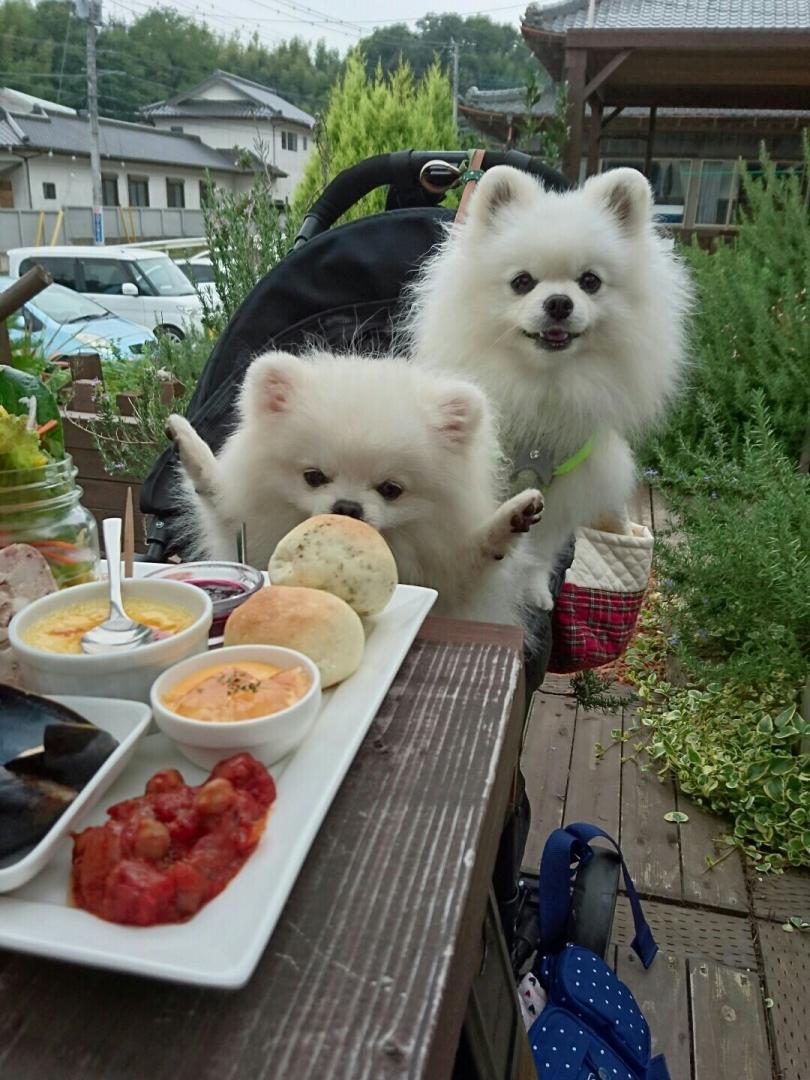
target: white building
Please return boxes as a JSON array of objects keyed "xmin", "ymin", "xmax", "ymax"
[
  {"xmin": 141, "ymin": 70, "xmax": 315, "ymax": 202},
  {"xmin": 0, "ymin": 106, "xmax": 268, "ymax": 213}
]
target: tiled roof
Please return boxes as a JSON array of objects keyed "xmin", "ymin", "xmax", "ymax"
[
  {"xmin": 1, "ymin": 110, "xmax": 254, "ymax": 173},
  {"xmin": 143, "ymin": 70, "xmax": 315, "ymax": 128},
  {"xmin": 524, "ymin": 0, "xmax": 810, "ymax": 32},
  {"xmin": 462, "ymin": 85, "xmax": 810, "ymax": 120}
]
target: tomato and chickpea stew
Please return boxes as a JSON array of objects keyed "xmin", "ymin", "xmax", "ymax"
[{"xmin": 71, "ymin": 753, "xmax": 276, "ymax": 926}]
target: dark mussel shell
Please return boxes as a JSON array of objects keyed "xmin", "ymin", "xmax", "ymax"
[{"xmin": 0, "ymin": 684, "xmax": 119, "ymax": 864}]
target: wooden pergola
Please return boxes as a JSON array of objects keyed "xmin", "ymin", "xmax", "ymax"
[{"xmin": 521, "ymin": 18, "xmax": 810, "ymax": 182}]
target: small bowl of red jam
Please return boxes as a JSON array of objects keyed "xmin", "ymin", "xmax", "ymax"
[{"xmin": 146, "ymin": 562, "xmax": 264, "ymax": 643}]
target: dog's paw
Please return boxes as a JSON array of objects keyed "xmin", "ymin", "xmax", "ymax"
[
  {"xmin": 165, "ymin": 413, "xmax": 193, "ymax": 447},
  {"xmin": 510, "ymin": 489, "xmax": 544, "ymax": 533}
]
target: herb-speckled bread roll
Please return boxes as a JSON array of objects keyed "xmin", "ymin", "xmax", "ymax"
[
  {"xmin": 223, "ymin": 586, "xmax": 364, "ymax": 688},
  {"xmin": 268, "ymin": 515, "xmax": 398, "ymax": 616}
]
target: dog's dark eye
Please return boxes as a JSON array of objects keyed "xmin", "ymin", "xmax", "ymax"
[
  {"xmin": 303, "ymin": 468, "xmax": 331, "ymax": 488},
  {"xmin": 376, "ymin": 480, "xmax": 403, "ymax": 501},
  {"xmin": 510, "ymin": 272, "xmax": 537, "ymax": 296},
  {"xmin": 578, "ymin": 271, "xmax": 602, "ymax": 294}
]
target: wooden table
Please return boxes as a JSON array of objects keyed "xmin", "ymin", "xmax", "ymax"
[{"xmin": 0, "ymin": 616, "xmax": 531, "ymax": 1080}]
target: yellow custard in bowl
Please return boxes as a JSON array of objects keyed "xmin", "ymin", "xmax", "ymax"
[
  {"xmin": 24, "ymin": 598, "xmax": 194, "ymax": 655},
  {"xmin": 162, "ymin": 661, "xmax": 311, "ymax": 723}
]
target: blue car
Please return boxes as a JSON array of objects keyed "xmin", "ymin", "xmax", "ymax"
[{"xmin": 1, "ymin": 275, "xmax": 156, "ymax": 361}]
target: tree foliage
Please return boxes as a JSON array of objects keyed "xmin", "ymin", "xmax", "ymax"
[
  {"xmin": 0, "ymin": 1, "xmax": 532, "ymax": 123},
  {"xmin": 0, "ymin": 0, "xmax": 342, "ymax": 118},
  {"xmin": 360, "ymin": 14, "xmax": 534, "ymax": 92},
  {"xmin": 290, "ymin": 53, "xmax": 463, "ymax": 223}
]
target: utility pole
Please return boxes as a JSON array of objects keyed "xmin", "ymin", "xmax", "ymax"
[
  {"xmin": 450, "ymin": 39, "xmax": 459, "ymax": 129},
  {"xmin": 76, "ymin": 0, "xmax": 104, "ymax": 245}
]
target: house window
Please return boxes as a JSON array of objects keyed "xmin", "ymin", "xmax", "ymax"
[
  {"xmin": 166, "ymin": 178, "xmax": 185, "ymax": 208},
  {"xmin": 696, "ymin": 161, "xmax": 737, "ymax": 226},
  {"xmin": 101, "ymin": 174, "xmax": 119, "ymax": 207},
  {"xmin": 42, "ymin": 182, "xmax": 56, "ymax": 200},
  {"xmin": 281, "ymin": 130, "xmax": 298, "ymax": 152},
  {"xmin": 302, "ymin": 135, "xmax": 308, "ymax": 151},
  {"xmin": 128, "ymin": 175, "xmax": 150, "ymax": 207}
]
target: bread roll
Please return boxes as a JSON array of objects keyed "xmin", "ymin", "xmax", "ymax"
[
  {"xmin": 268, "ymin": 514, "xmax": 397, "ymax": 616},
  {"xmin": 223, "ymin": 585, "xmax": 364, "ymax": 688}
]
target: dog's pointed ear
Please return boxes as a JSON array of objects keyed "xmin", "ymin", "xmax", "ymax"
[
  {"xmin": 242, "ymin": 351, "xmax": 304, "ymax": 415},
  {"xmin": 467, "ymin": 165, "xmax": 539, "ymax": 226},
  {"xmin": 433, "ymin": 381, "xmax": 485, "ymax": 447},
  {"xmin": 583, "ymin": 167, "xmax": 652, "ymax": 234}
]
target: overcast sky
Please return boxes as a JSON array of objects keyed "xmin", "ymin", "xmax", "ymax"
[{"xmin": 109, "ymin": 0, "xmax": 529, "ymax": 52}]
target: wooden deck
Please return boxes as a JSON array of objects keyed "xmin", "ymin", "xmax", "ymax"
[{"xmin": 520, "ymin": 668, "xmax": 810, "ymax": 1080}]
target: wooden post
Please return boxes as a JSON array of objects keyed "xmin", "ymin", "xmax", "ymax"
[
  {"xmin": 586, "ymin": 96, "xmax": 603, "ymax": 177},
  {"xmin": 563, "ymin": 47, "xmax": 587, "ymax": 184},
  {"xmin": 644, "ymin": 105, "xmax": 658, "ymax": 179}
]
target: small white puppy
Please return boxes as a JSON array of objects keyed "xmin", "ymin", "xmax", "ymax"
[
  {"xmin": 407, "ymin": 166, "xmax": 692, "ymax": 608},
  {"xmin": 166, "ymin": 350, "xmax": 543, "ymax": 624}
]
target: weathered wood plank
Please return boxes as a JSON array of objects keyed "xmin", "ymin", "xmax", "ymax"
[
  {"xmin": 750, "ymin": 868, "xmax": 810, "ymax": 924},
  {"xmin": 611, "ymin": 896, "xmax": 756, "ymax": 969},
  {"xmin": 615, "ymin": 947, "xmax": 691, "ymax": 1080},
  {"xmin": 676, "ymin": 792, "xmax": 747, "ymax": 914},
  {"xmin": 521, "ymin": 690, "xmax": 576, "ymax": 872},
  {"xmin": 538, "ymin": 672, "xmax": 575, "ymax": 695},
  {"xmin": 564, "ymin": 705, "xmax": 622, "ymax": 837},
  {"xmin": 619, "ymin": 699, "xmax": 682, "ymax": 901},
  {"xmin": 0, "ymin": 633, "xmax": 525, "ymax": 1080},
  {"xmin": 690, "ymin": 961, "xmax": 771, "ymax": 1080},
  {"xmin": 757, "ymin": 919, "xmax": 810, "ymax": 1080}
]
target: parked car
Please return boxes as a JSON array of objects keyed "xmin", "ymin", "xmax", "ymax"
[
  {"xmin": 176, "ymin": 251, "xmax": 219, "ymax": 307},
  {"xmin": 6, "ymin": 246, "xmax": 203, "ymax": 340},
  {"xmin": 0, "ymin": 275, "xmax": 156, "ymax": 361}
]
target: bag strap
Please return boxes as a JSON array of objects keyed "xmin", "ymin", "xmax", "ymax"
[
  {"xmin": 453, "ymin": 148, "xmax": 486, "ymax": 227},
  {"xmin": 538, "ymin": 822, "xmax": 658, "ymax": 968}
]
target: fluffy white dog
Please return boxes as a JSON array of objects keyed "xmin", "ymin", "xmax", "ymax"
[
  {"xmin": 167, "ymin": 350, "xmax": 543, "ymax": 624},
  {"xmin": 407, "ymin": 165, "xmax": 692, "ymax": 608}
]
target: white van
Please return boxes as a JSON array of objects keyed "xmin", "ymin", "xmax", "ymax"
[{"xmin": 7, "ymin": 246, "xmax": 203, "ymax": 340}]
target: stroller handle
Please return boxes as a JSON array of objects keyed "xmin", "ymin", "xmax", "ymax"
[{"xmin": 293, "ymin": 149, "xmax": 567, "ymax": 249}]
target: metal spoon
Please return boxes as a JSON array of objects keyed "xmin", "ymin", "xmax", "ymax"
[{"xmin": 80, "ymin": 518, "xmax": 154, "ymax": 654}]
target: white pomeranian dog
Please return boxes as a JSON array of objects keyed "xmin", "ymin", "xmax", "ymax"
[
  {"xmin": 166, "ymin": 350, "xmax": 544, "ymax": 624},
  {"xmin": 406, "ymin": 165, "xmax": 692, "ymax": 609}
]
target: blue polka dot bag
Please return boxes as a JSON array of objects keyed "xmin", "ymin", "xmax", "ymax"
[{"xmin": 527, "ymin": 823, "xmax": 670, "ymax": 1080}]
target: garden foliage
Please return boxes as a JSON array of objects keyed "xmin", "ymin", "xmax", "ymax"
[
  {"xmin": 625, "ymin": 144, "xmax": 810, "ymax": 869},
  {"xmin": 290, "ymin": 53, "xmax": 464, "ymax": 226}
]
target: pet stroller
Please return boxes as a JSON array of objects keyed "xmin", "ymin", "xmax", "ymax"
[{"xmin": 139, "ymin": 149, "xmax": 617, "ymax": 991}]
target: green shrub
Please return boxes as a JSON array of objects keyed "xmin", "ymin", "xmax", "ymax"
[
  {"xmin": 643, "ymin": 135, "xmax": 810, "ymax": 471},
  {"xmin": 655, "ymin": 397, "xmax": 809, "ymax": 689},
  {"xmin": 88, "ymin": 330, "xmax": 211, "ymax": 481},
  {"xmin": 290, "ymin": 52, "xmax": 464, "ymax": 226},
  {"xmin": 200, "ymin": 167, "xmax": 300, "ymax": 335}
]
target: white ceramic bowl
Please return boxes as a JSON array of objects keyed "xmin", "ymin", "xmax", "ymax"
[
  {"xmin": 9, "ymin": 578, "xmax": 212, "ymax": 704},
  {"xmin": 150, "ymin": 644, "xmax": 322, "ymax": 769}
]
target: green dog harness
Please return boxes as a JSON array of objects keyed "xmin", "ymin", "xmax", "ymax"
[{"xmin": 509, "ymin": 433, "xmax": 596, "ymax": 492}]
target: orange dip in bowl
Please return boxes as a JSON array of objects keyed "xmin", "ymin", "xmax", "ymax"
[{"xmin": 161, "ymin": 660, "xmax": 311, "ymax": 723}]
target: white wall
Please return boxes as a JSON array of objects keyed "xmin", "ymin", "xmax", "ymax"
[
  {"xmin": 150, "ymin": 116, "xmax": 313, "ymax": 200},
  {"xmin": 19, "ymin": 154, "xmax": 243, "ymax": 211}
]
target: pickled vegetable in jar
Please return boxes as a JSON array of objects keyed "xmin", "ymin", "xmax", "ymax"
[{"xmin": 0, "ymin": 456, "xmax": 99, "ymax": 588}]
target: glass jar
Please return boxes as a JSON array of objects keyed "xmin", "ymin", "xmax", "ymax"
[{"xmin": 0, "ymin": 456, "xmax": 99, "ymax": 588}]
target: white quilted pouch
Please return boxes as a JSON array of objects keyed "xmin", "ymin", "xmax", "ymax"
[{"xmin": 548, "ymin": 522, "xmax": 653, "ymax": 673}]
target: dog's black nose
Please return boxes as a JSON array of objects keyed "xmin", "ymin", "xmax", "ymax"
[
  {"xmin": 544, "ymin": 294, "xmax": 574, "ymax": 321},
  {"xmin": 331, "ymin": 499, "xmax": 365, "ymax": 520}
]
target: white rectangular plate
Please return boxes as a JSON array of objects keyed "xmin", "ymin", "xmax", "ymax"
[{"xmin": 0, "ymin": 584, "xmax": 436, "ymax": 987}]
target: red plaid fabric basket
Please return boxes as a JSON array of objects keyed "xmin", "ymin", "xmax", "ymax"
[{"xmin": 548, "ymin": 523, "xmax": 653, "ymax": 674}]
